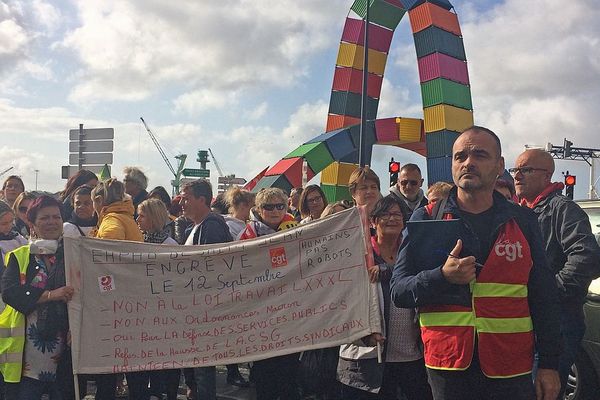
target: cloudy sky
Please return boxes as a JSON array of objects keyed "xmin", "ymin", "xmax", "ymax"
[{"xmin": 1, "ymin": 0, "xmax": 599, "ymax": 199}]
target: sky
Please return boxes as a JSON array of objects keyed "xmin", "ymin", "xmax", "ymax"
[{"xmin": 1, "ymin": 0, "xmax": 599, "ymax": 200}]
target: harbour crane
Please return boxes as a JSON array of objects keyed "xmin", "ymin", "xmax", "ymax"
[
  {"xmin": 0, "ymin": 166, "xmax": 14, "ymax": 177},
  {"xmin": 208, "ymin": 148, "xmax": 225, "ymax": 177},
  {"xmin": 140, "ymin": 117, "xmax": 187, "ymax": 195}
]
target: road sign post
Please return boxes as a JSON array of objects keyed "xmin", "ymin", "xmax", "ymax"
[{"xmin": 65, "ymin": 126, "xmax": 115, "ymax": 179}]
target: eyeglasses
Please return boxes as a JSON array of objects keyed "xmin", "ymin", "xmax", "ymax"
[
  {"xmin": 18, "ymin": 207, "xmax": 28, "ymax": 213},
  {"xmin": 262, "ymin": 203, "xmax": 286, "ymax": 211},
  {"xmin": 400, "ymin": 180, "xmax": 420, "ymax": 186},
  {"xmin": 306, "ymin": 196, "xmax": 322, "ymax": 204},
  {"xmin": 508, "ymin": 167, "xmax": 548, "ymax": 176},
  {"xmin": 378, "ymin": 212, "xmax": 404, "ymax": 221}
]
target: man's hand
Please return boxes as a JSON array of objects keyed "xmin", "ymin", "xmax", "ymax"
[
  {"xmin": 535, "ymin": 368, "xmax": 560, "ymax": 400},
  {"xmin": 441, "ymin": 239, "xmax": 476, "ymax": 284},
  {"xmin": 367, "ymin": 265, "xmax": 380, "ymax": 283}
]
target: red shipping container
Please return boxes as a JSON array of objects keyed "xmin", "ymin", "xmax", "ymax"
[
  {"xmin": 400, "ymin": 141, "xmax": 427, "ymax": 156},
  {"xmin": 375, "ymin": 118, "xmax": 399, "ymax": 143},
  {"xmin": 326, "ymin": 114, "xmax": 361, "ymax": 132},
  {"xmin": 384, "ymin": 0, "xmax": 405, "ymax": 8},
  {"xmin": 409, "ymin": 2, "xmax": 461, "ymax": 35},
  {"xmin": 341, "ymin": 18, "xmax": 394, "ymax": 54},
  {"xmin": 332, "ymin": 67, "xmax": 383, "ymax": 99},
  {"xmin": 418, "ymin": 52, "xmax": 469, "ymax": 85},
  {"xmin": 265, "ymin": 157, "xmax": 315, "ymax": 188}
]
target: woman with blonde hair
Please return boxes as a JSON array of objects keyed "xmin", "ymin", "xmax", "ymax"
[
  {"xmin": 223, "ymin": 186, "xmax": 255, "ymax": 238},
  {"xmin": 137, "ymin": 198, "xmax": 177, "ymax": 245},
  {"xmin": 91, "ymin": 179, "xmax": 143, "ymax": 241},
  {"xmin": 238, "ymin": 188, "xmax": 299, "ymax": 399}
]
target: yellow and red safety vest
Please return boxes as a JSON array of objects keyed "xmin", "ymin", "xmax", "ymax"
[{"xmin": 419, "ymin": 219, "xmax": 534, "ymax": 378}]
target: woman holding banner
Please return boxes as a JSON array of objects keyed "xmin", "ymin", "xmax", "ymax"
[
  {"xmin": 238, "ymin": 188, "xmax": 299, "ymax": 400},
  {"xmin": 0, "ymin": 195, "xmax": 75, "ymax": 399},
  {"xmin": 136, "ymin": 198, "xmax": 180, "ymax": 399},
  {"xmin": 337, "ymin": 196, "xmax": 432, "ymax": 400}
]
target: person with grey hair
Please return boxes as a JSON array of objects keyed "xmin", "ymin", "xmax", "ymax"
[
  {"xmin": 0, "ymin": 201, "xmax": 27, "ymax": 268},
  {"xmin": 123, "ymin": 166, "xmax": 148, "ymax": 213}
]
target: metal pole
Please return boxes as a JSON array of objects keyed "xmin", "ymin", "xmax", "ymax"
[
  {"xmin": 78, "ymin": 123, "xmax": 84, "ymax": 171},
  {"xmin": 590, "ymin": 159, "xmax": 596, "ymax": 199},
  {"xmin": 34, "ymin": 169, "xmax": 39, "ymax": 190},
  {"xmin": 359, "ymin": 2, "xmax": 370, "ymax": 167}
]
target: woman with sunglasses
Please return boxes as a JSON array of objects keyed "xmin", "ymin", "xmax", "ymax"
[
  {"xmin": 12, "ymin": 192, "xmax": 37, "ymax": 239},
  {"xmin": 298, "ymin": 185, "xmax": 328, "ymax": 225},
  {"xmin": 338, "ymin": 195, "xmax": 432, "ymax": 400},
  {"xmin": 238, "ymin": 188, "xmax": 299, "ymax": 400}
]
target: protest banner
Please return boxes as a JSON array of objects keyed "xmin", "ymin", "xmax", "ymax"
[{"xmin": 65, "ymin": 207, "xmax": 381, "ymax": 374}]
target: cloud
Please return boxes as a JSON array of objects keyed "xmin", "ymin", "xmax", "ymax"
[
  {"xmin": 244, "ymin": 101, "xmax": 268, "ymax": 120},
  {"xmin": 61, "ymin": 0, "xmax": 346, "ymax": 106},
  {"xmin": 460, "ymin": 0, "xmax": 600, "ymax": 163},
  {"xmin": 173, "ymin": 89, "xmax": 239, "ymax": 115}
]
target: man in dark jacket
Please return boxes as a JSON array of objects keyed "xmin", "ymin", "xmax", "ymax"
[
  {"xmin": 512, "ymin": 148, "xmax": 600, "ymax": 397},
  {"xmin": 391, "ymin": 126, "xmax": 561, "ymax": 400},
  {"xmin": 389, "ymin": 163, "xmax": 428, "ymax": 220}
]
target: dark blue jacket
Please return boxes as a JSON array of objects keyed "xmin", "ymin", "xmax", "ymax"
[{"xmin": 390, "ymin": 188, "xmax": 561, "ymax": 369}]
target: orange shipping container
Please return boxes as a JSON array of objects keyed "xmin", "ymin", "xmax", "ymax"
[
  {"xmin": 326, "ymin": 114, "xmax": 361, "ymax": 132},
  {"xmin": 336, "ymin": 43, "xmax": 387, "ymax": 76},
  {"xmin": 423, "ymin": 104, "xmax": 473, "ymax": 133},
  {"xmin": 409, "ymin": 2, "xmax": 461, "ymax": 36}
]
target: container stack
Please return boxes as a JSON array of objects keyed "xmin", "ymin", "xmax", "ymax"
[{"xmin": 409, "ymin": 0, "xmax": 473, "ymax": 183}]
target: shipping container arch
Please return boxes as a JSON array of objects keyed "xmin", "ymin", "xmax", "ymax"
[{"xmin": 251, "ymin": 0, "xmax": 473, "ymax": 201}]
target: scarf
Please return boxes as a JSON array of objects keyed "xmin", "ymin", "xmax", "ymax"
[
  {"xmin": 68, "ymin": 210, "xmax": 98, "ymax": 228},
  {"xmin": 519, "ymin": 182, "xmax": 564, "ymax": 208},
  {"xmin": 144, "ymin": 225, "xmax": 171, "ymax": 244},
  {"xmin": 34, "ymin": 240, "xmax": 69, "ymax": 340}
]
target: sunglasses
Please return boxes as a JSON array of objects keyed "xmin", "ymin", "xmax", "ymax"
[
  {"xmin": 508, "ymin": 167, "xmax": 548, "ymax": 176},
  {"xmin": 400, "ymin": 180, "xmax": 420, "ymax": 186},
  {"xmin": 306, "ymin": 196, "xmax": 322, "ymax": 204},
  {"xmin": 262, "ymin": 203, "xmax": 286, "ymax": 211}
]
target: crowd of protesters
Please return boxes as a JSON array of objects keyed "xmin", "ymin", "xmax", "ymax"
[{"xmin": 0, "ymin": 125, "xmax": 599, "ymax": 400}]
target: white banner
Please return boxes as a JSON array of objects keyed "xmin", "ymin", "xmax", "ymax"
[{"xmin": 65, "ymin": 207, "xmax": 380, "ymax": 374}]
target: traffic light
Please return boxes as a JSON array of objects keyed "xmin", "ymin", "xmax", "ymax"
[
  {"xmin": 563, "ymin": 138, "xmax": 573, "ymax": 158},
  {"xmin": 564, "ymin": 174, "xmax": 576, "ymax": 199},
  {"xmin": 389, "ymin": 160, "xmax": 400, "ymax": 186}
]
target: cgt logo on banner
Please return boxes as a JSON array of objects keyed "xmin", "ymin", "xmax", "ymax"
[
  {"xmin": 98, "ymin": 275, "xmax": 115, "ymax": 293},
  {"xmin": 269, "ymin": 247, "xmax": 288, "ymax": 268}
]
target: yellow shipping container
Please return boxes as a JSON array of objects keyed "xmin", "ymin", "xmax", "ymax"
[
  {"xmin": 336, "ymin": 43, "xmax": 387, "ymax": 76},
  {"xmin": 397, "ymin": 117, "xmax": 423, "ymax": 142},
  {"xmin": 321, "ymin": 161, "xmax": 359, "ymax": 186},
  {"xmin": 423, "ymin": 105, "xmax": 474, "ymax": 133}
]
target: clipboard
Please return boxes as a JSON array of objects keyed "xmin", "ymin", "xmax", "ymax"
[{"xmin": 406, "ymin": 219, "xmax": 464, "ymax": 271}]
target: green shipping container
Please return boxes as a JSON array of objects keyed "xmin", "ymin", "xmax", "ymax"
[
  {"xmin": 284, "ymin": 142, "xmax": 334, "ymax": 174},
  {"xmin": 252, "ymin": 174, "xmax": 292, "ymax": 194},
  {"xmin": 351, "ymin": 0, "xmax": 406, "ymax": 30},
  {"xmin": 421, "ymin": 78, "xmax": 472, "ymax": 110},
  {"xmin": 321, "ymin": 184, "xmax": 353, "ymax": 203},
  {"xmin": 414, "ymin": 26, "xmax": 466, "ymax": 61}
]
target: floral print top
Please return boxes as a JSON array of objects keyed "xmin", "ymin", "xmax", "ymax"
[{"xmin": 21, "ymin": 258, "xmax": 66, "ymax": 382}]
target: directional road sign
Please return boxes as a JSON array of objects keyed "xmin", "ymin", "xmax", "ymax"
[
  {"xmin": 62, "ymin": 165, "xmax": 111, "ymax": 179},
  {"xmin": 217, "ymin": 176, "xmax": 247, "ymax": 185},
  {"xmin": 182, "ymin": 168, "xmax": 210, "ymax": 178},
  {"xmin": 69, "ymin": 153, "xmax": 113, "ymax": 165},
  {"xmin": 69, "ymin": 128, "xmax": 114, "ymax": 140},
  {"xmin": 69, "ymin": 140, "xmax": 114, "ymax": 153}
]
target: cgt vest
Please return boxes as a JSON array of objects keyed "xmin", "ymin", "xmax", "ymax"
[
  {"xmin": 419, "ymin": 219, "xmax": 534, "ymax": 378},
  {"xmin": 0, "ymin": 245, "xmax": 31, "ymax": 382}
]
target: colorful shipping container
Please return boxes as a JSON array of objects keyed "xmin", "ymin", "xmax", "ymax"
[
  {"xmin": 409, "ymin": 2, "xmax": 461, "ymax": 35},
  {"xmin": 341, "ymin": 18, "xmax": 394, "ymax": 53},
  {"xmin": 321, "ymin": 162, "xmax": 360, "ymax": 186},
  {"xmin": 421, "ymin": 78, "xmax": 472, "ymax": 110},
  {"xmin": 423, "ymin": 104, "xmax": 473, "ymax": 133},
  {"xmin": 336, "ymin": 43, "xmax": 388, "ymax": 76},
  {"xmin": 332, "ymin": 67, "xmax": 383, "ymax": 99},
  {"xmin": 329, "ymin": 91, "xmax": 379, "ymax": 120},
  {"xmin": 351, "ymin": 0, "xmax": 406, "ymax": 30},
  {"xmin": 425, "ymin": 130, "xmax": 460, "ymax": 158},
  {"xmin": 418, "ymin": 52, "xmax": 469, "ymax": 84},
  {"xmin": 414, "ymin": 26, "xmax": 466, "ymax": 61}
]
